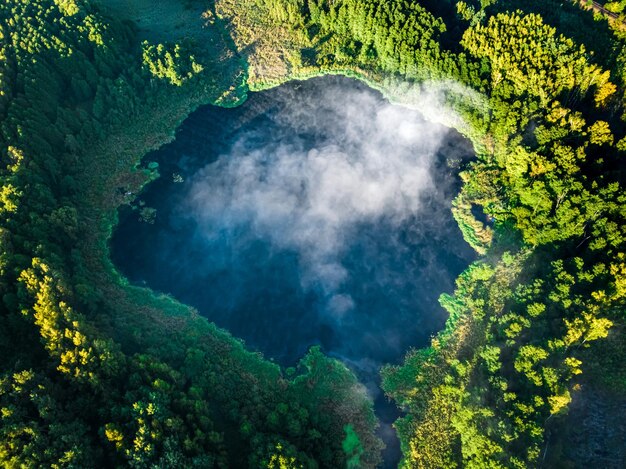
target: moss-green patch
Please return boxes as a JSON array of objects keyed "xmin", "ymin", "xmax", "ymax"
[{"xmin": 101, "ymin": 0, "xmax": 210, "ymax": 42}]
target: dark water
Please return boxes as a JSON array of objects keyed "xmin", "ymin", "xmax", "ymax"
[{"xmin": 111, "ymin": 76, "xmax": 476, "ymax": 467}]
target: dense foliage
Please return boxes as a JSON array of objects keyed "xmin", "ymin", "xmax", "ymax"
[
  {"xmin": 1, "ymin": 0, "xmax": 625, "ymax": 467},
  {"xmin": 0, "ymin": 0, "xmax": 382, "ymax": 467}
]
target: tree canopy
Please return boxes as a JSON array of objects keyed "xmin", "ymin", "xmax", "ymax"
[{"xmin": 1, "ymin": 0, "xmax": 625, "ymax": 467}]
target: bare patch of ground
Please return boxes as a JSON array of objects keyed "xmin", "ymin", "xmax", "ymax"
[{"xmin": 215, "ymin": 0, "xmax": 307, "ymax": 86}]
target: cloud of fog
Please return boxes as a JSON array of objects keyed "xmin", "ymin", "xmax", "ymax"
[
  {"xmin": 186, "ymin": 82, "xmax": 452, "ymax": 316},
  {"xmin": 382, "ymin": 78, "xmax": 490, "ymax": 133}
]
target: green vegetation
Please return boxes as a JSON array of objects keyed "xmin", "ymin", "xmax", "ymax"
[
  {"xmin": 215, "ymin": 0, "xmax": 626, "ymax": 466},
  {"xmin": 0, "ymin": 0, "xmax": 382, "ymax": 467},
  {"xmin": 1, "ymin": 0, "xmax": 625, "ymax": 467}
]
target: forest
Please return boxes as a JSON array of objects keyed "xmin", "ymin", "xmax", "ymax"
[{"xmin": 1, "ymin": 0, "xmax": 625, "ymax": 467}]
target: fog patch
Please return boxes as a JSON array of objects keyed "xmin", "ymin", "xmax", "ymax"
[
  {"xmin": 111, "ymin": 76, "xmax": 477, "ymax": 469},
  {"xmin": 187, "ymin": 84, "xmax": 451, "ymax": 317}
]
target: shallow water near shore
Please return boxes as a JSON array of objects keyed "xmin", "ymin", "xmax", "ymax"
[{"xmin": 111, "ymin": 75, "xmax": 476, "ymax": 467}]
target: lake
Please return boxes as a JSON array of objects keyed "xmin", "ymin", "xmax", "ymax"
[{"xmin": 111, "ymin": 75, "xmax": 476, "ymax": 467}]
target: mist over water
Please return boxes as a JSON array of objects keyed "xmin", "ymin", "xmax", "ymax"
[{"xmin": 111, "ymin": 76, "xmax": 476, "ymax": 467}]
